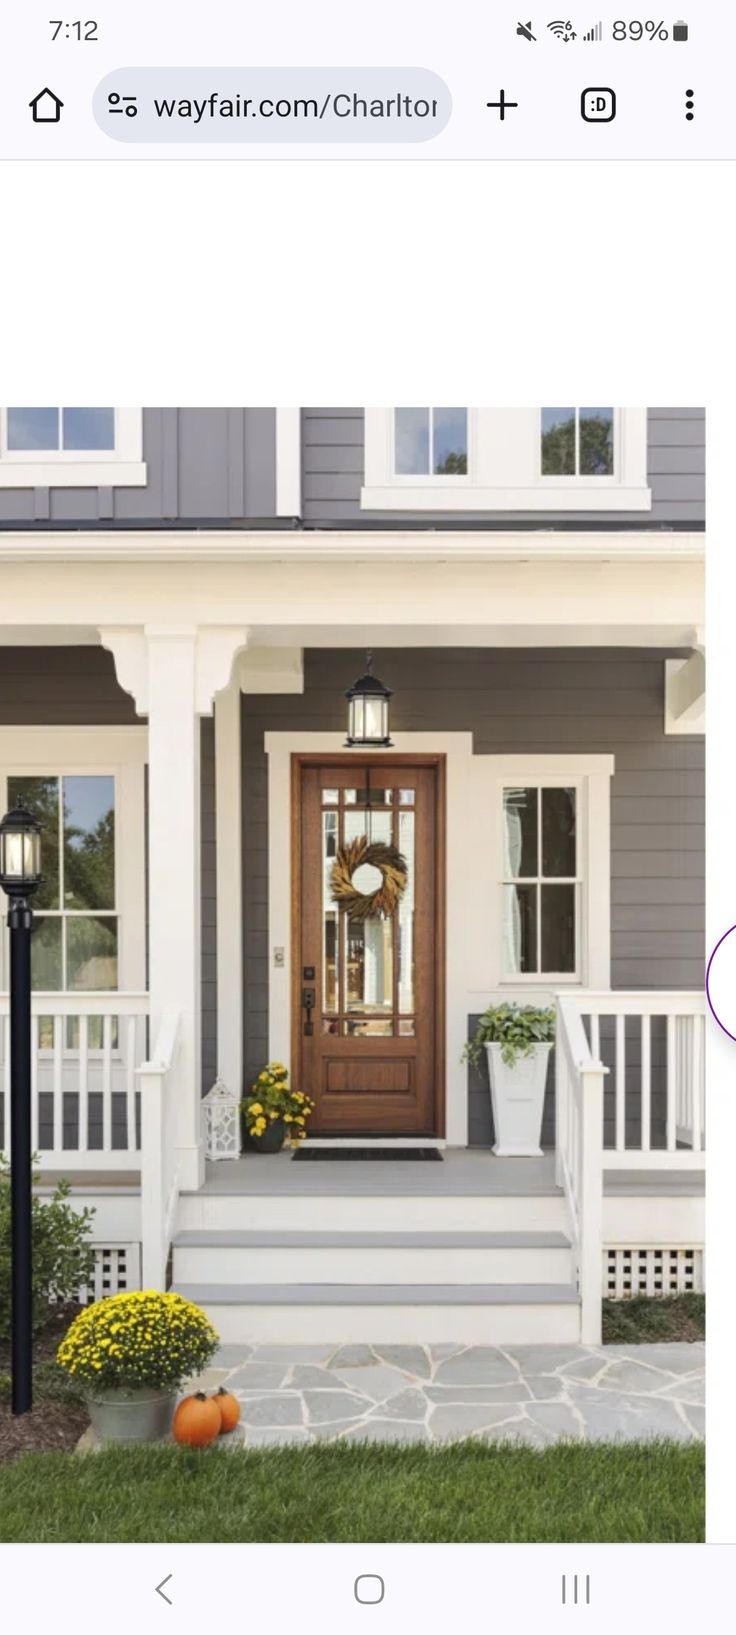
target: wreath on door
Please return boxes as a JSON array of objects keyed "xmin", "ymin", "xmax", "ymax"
[{"xmin": 330, "ymin": 836, "xmax": 408, "ymax": 921}]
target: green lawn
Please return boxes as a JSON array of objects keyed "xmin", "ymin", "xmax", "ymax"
[{"xmin": 0, "ymin": 1440, "xmax": 704, "ymax": 1543}]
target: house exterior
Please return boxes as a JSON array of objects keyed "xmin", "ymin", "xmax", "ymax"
[{"xmin": 0, "ymin": 406, "xmax": 705, "ymax": 1344}]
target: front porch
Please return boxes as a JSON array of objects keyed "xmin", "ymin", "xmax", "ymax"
[{"xmin": 0, "ymin": 544, "xmax": 705, "ymax": 1345}]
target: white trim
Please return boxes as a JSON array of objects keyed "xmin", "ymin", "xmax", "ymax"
[
  {"xmin": 362, "ymin": 408, "xmax": 651, "ymax": 512},
  {"xmin": 265, "ymin": 731, "xmax": 475, "ymax": 1147},
  {"xmin": 665, "ymin": 654, "xmax": 706, "ymax": 734},
  {"xmin": 275, "ymin": 408, "xmax": 302, "ymax": 516},
  {"xmin": 0, "ymin": 408, "xmax": 146, "ymax": 487},
  {"xmin": 0, "ymin": 725, "xmax": 147, "ymax": 998},
  {"xmin": 214, "ymin": 680, "xmax": 243, "ymax": 1098},
  {"xmin": 0, "ymin": 528, "xmax": 700, "ymax": 562}
]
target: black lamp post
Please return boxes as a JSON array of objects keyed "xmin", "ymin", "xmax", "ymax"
[
  {"xmin": 345, "ymin": 651, "xmax": 393, "ymax": 748},
  {"xmin": 0, "ymin": 797, "xmax": 42, "ymax": 1416}
]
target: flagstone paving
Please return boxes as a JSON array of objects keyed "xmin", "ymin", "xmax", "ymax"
[{"xmin": 186, "ymin": 1341, "xmax": 704, "ymax": 1448}]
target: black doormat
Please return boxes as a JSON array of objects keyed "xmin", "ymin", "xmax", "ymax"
[{"xmin": 292, "ymin": 1146, "xmax": 443, "ymax": 1162}]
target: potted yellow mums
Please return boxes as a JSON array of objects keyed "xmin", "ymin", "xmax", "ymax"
[
  {"xmin": 240, "ymin": 1061, "xmax": 315, "ymax": 1152},
  {"xmin": 57, "ymin": 1290, "xmax": 219, "ymax": 1444}
]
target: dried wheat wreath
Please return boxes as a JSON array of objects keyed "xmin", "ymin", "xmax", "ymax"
[{"xmin": 331, "ymin": 835, "xmax": 408, "ymax": 922}]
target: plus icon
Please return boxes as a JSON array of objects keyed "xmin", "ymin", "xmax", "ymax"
[{"xmin": 487, "ymin": 89, "xmax": 518, "ymax": 120}]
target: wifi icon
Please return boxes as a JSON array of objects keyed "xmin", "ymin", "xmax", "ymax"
[{"xmin": 547, "ymin": 18, "xmax": 577, "ymax": 39}]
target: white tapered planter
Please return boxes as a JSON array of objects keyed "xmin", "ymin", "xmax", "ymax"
[{"xmin": 486, "ymin": 1042, "xmax": 553, "ymax": 1157}]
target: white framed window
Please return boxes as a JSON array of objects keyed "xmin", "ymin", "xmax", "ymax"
[
  {"xmin": 361, "ymin": 408, "xmax": 650, "ymax": 512},
  {"xmin": 0, "ymin": 728, "xmax": 147, "ymax": 1021},
  {"xmin": 394, "ymin": 408, "xmax": 468, "ymax": 476},
  {"xmin": 541, "ymin": 407, "xmax": 614, "ymax": 480},
  {"xmin": 0, "ymin": 407, "xmax": 147, "ymax": 487},
  {"xmin": 484, "ymin": 755, "xmax": 614, "ymax": 992},
  {"xmin": 502, "ymin": 783, "xmax": 580, "ymax": 980}
]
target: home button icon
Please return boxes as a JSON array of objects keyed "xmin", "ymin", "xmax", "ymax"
[
  {"xmin": 354, "ymin": 1575, "xmax": 385, "ymax": 1605},
  {"xmin": 30, "ymin": 88, "xmax": 64, "ymax": 124}
]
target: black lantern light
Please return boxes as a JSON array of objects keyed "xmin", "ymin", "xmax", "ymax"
[
  {"xmin": 345, "ymin": 651, "xmax": 393, "ymax": 748},
  {"xmin": 0, "ymin": 798, "xmax": 43, "ymax": 901},
  {"xmin": 0, "ymin": 795, "xmax": 42, "ymax": 1418}
]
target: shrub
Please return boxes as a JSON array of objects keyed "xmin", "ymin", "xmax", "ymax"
[
  {"xmin": 463, "ymin": 1003, "xmax": 556, "ymax": 1069},
  {"xmin": 0, "ymin": 1156, "xmax": 95, "ymax": 1343},
  {"xmin": 57, "ymin": 1291, "xmax": 219, "ymax": 1392}
]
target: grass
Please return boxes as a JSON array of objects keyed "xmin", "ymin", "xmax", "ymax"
[
  {"xmin": 0, "ymin": 1440, "xmax": 704, "ymax": 1543},
  {"xmin": 602, "ymin": 1294, "xmax": 705, "ymax": 1345}
]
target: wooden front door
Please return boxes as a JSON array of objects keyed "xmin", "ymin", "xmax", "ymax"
[{"xmin": 294, "ymin": 757, "xmax": 444, "ymax": 1135}]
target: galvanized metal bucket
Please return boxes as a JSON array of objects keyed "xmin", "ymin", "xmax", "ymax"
[{"xmin": 86, "ymin": 1386, "xmax": 177, "ymax": 1444}]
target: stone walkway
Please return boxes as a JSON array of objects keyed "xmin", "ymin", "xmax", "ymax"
[{"xmin": 189, "ymin": 1341, "xmax": 704, "ymax": 1447}]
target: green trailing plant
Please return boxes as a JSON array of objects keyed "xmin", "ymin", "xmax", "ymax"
[
  {"xmin": 0, "ymin": 1156, "xmax": 95, "ymax": 1342},
  {"xmin": 463, "ymin": 1003, "xmax": 555, "ymax": 1070}
]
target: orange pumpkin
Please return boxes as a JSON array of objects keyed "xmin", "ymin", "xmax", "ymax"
[
  {"xmin": 214, "ymin": 1386, "xmax": 241, "ymax": 1434},
  {"xmin": 173, "ymin": 1391, "xmax": 222, "ymax": 1448}
]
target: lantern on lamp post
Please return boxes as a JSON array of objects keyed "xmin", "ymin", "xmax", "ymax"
[
  {"xmin": 345, "ymin": 651, "xmax": 393, "ymax": 748},
  {"xmin": 0, "ymin": 796, "xmax": 43, "ymax": 1416}
]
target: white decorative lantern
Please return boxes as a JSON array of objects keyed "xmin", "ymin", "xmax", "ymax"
[{"xmin": 202, "ymin": 1079, "xmax": 240, "ymax": 1161}]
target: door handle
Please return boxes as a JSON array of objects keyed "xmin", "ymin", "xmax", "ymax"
[{"xmin": 302, "ymin": 986, "xmax": 316, "ymax": 1037}]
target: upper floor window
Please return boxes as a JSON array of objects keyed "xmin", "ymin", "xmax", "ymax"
[
  {"xmin": 6, "ymin": 407, "xmax": 116, "ymax": 455},
  {"xmin": 395, "ymin": 408, "xmax": 468, "ymax": 476},
  {"xmin": 541, "ymin": 407, "xmax": 614, "ymax": 477},
  {"xmin": 0, "ymin": 407, "xmax": 147, "ymax": 488},
  {"xmin": 362, "ymin": 407, "xmax": 649, "ymax": 512}
]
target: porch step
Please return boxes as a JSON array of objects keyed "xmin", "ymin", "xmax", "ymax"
[
  {"xmin": 177, "ymin": 1191, "xmax": 568, "ymax": 1234},
  {"xmin": 172, "ymin": 1228, "xmax": 573, "ymax": 1286},
  {"xmin": 172, "ymin": 1281, "xmax": 581, "ymax": 1344}
]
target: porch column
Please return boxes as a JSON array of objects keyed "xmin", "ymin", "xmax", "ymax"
[
  {"xmin": 146, "ymin": 628, "xmax": 203, "ymax": 1190},
  {"xmin": 100, "ymin": 622, "xmax": 248, "ymax": 1192},
  {"xmin": 214, "ymin": 676, "xmax": 243, "ymax": 1097}
]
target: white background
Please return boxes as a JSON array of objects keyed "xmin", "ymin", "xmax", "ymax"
[{"xmin": 0, "ymin": 151, "xmax": 731, "ymax": 1595}]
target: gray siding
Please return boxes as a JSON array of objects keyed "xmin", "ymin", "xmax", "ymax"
[
  {"xmin": 241, "ymin": 648, "xmax": 704, "ymax": 1139},
  {"xmin": 0, "ymin": 409, "xmax": 278, "ymax": 524},
  {"xmin": 0, "ymin": 646, "xmax": 139, "ymax": 722},
  {"xmin": 301, "ymin": 408, "xmax": 705, "ymax": 526}
]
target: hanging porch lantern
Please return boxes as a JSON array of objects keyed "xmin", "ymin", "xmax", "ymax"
[
  {"xmin": 345, "ymin": 651, "xmax": 393, "ymax": 748},
  {"xmin": 0, "ymin": 797, "xmax": 43, "ymax": 902},
  {"xmin": 201, "ymin": 1078, "xmax": 240, "ymax": 1161}
]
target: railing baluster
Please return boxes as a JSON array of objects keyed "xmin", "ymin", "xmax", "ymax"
[
  {"xmin": 690, "ymin": 1012, "xmax": 702, "ymax": 1152},
  {"xmin": 666, "ymin": 1014, "xmax": 677, "ymax": 1152},
  {"xmin": 2, "ymin": 1014, "xmax": 10, "ymax": 1158},
  {"xmin": 78, "ymin": 1013, "xmax": 89, "ymax": 1152},
  {"xmin": 102, "ymin": 1013, "xmax": 113, "ymax": 1154},
  {"xmin": 615, "ymin": 1013, "xmax": 625, "ymax": 1151},
  {"xmin": 31, "ymin": 1014, "xmax": 39, "ymax": 1153},
  {"xmin": 590, "ymin": 1013, "xmax": 600, "ymax": 1059},
  {"xmin": 126, "ymin": 1014, "xmax": 137, "ymax": 1153},
  {"xmin": 52, "ymin": 1013, "xmax": 63, "ymax": 1158},
  {"xmin": 641, "ymin": 1013, "xmax": 651, "ymax": 1153}
]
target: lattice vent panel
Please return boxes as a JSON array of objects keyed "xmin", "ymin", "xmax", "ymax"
[
  {"xmin": 79, "ymin": 1243, "xmax": 142, "ymax": 1305},
  {"xmin": 604, "ymin": 1246, "xmax": 704, "ymax": 1299}
]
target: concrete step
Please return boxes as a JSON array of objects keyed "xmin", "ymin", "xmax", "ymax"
[
  {"xmin": 172, "ymin": 1281, "xmax": 581, "ymax": 1344},
  {"xmin": 172, "ymin": 1228, "xmax": 573, "ymax": 1286},
  {"xmin": 176, "ymin": 1191, "xmax": 568, "ymax": 1234}
]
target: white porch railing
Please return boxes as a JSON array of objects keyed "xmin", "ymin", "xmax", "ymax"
[
  {"xmin": 555, "ymin": 991, "xmax": 706, "ymax": 1343},
  {"xmin": 138, "ymin": 1007, "xmax": 181, "ymax": 1288},
  {"xmin": 0, "ymin": 992, "xmax": 149, "ymax": 1171}
]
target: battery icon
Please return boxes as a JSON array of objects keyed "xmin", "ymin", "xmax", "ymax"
[{"xmin": 673, "ymin": 19, "xmax": 689, "ymax": 39}]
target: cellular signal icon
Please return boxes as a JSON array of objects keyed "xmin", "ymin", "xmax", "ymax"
[{"xmin": 583, "ymin": 20, "xmax": 603, "ymax": 39}]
